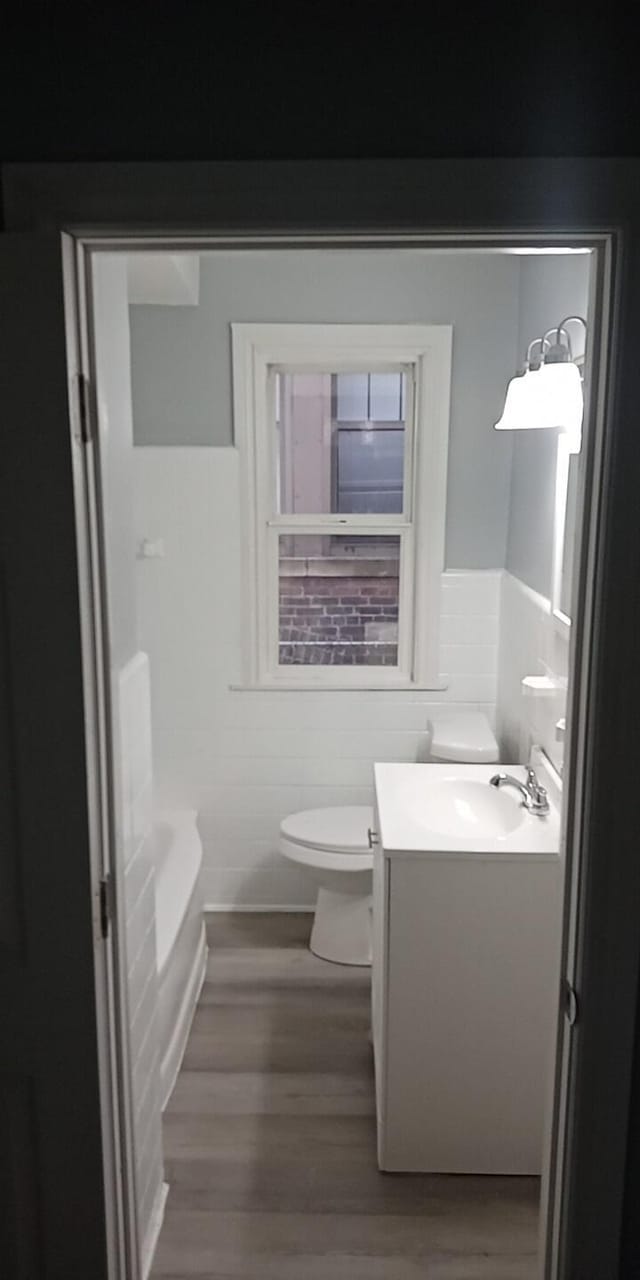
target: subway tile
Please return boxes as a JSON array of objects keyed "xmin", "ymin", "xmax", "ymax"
[
  {"xmin": 440, "ymin": 674, "xmax": 498, "ymax": 702},
  {"xmin": 130, "ymin": 965, "xmax": 160, "ymax": 1053},
  {"xmin": 127, "ymin": 914, "xmax": 158, "ymax": 1019},
  {"xmin": 135, "ymin": 1060, "xmax": 162, "ymax": 1134},
  {"xmin": 497, "ymin": 573, "xmax": 567, "ymax": 771},
  {"xmin": 440, "ymin": 644, "xmax": 498, "ymax": 676},
  {"xmin": 441, "ymin": 574, "xmax": 501, "ymax": 616},
  {"xmin": 126, "ymin": 870, "xmax": 156, "ymax": 959},
  {"xmin": 197, "ymin": 755, "xmax": 378, "ymax": 788},
  {"xmin": 200, "ymin": 838, "xmax": 282, "ymax": 872},
  {"xmin": 124, "ymin": 834, "xmax": 155, "ymax": 918},
  {"xmin": 156, "ymin": 727, "xmax": 429, "ymax": 762},
  {"xmin": 200, "ymin": 865, "xmax": 316, "ymax": 909},
  {"xmin": 440, "ymin": 614, "xmax": 499, "ymax": 646},
  {"xmin": 133, "ymin": 1023, "xmax": 161, "ymax": 1111},
  {"xmin": 196, "ymin": 796, "xmax": 374, "ymax": 849}
]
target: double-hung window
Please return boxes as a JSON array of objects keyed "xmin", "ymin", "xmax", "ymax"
[{"xmin": 232, "ymin": 324, "xmax": 452, "ymax": 688}]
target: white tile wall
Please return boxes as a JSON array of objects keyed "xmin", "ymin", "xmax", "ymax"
[
  {"xmin": 134, "ymin": 449, "xmax": 501, "ymax": 907},
  {"xmin": 115, "ymin": 652, "xmax": 165, "ymax": 1272},
  {"xmin": 497, "ymin": 572, "xmax": 569, "ymax": 773}
]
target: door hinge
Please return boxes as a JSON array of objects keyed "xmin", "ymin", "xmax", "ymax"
[
  {"xmin": 99, "ymin": 873, "xmax": 114, "ymax": 940},
  {"xmin": 562, "ymin": 977, "xmax": 579, "ymax": 1028},
  {"xmin": 76, "ymin": 372, "xmax": 95, "ymax": 444}
]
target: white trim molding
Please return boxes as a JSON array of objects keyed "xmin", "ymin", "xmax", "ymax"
[
  {"xmin": 232, "ymin": 322, "xmax": 453, "ymax": 690},
  {"xmin": 551, "ymin": 433, "xmax": 576, "ymax": 637}
]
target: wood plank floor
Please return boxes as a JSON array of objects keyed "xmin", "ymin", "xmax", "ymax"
[{"xmin": 151, "ymin": 912, "xmax": 540, "ymax": 1278}]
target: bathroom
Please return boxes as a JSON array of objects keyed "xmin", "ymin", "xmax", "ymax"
[{"xmin": 91, "ymin": 242, "xmax": 594, "ymax": 1277}]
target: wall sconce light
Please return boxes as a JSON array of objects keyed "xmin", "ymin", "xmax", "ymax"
[{"xmin": 494, "ymin": 315, "xmax": 586, "ymax": 452}]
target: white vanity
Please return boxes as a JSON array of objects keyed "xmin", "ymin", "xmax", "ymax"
[{"xmin": 371, "ymin": 752, "xmax": 563, "ymax": 1174}]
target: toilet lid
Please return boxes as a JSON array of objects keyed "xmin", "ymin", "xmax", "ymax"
[{"xmin": 280, "ymin": 806, "xmax": 373, "ymax": 854}]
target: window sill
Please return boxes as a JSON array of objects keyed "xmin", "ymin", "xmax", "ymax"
[{"xmin": 229, "ymin": 680, "xmax": 450, "ymax": 693}]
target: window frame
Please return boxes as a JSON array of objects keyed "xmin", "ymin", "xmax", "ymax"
[{"xmin": 232, "ymin": 322, "xmax": 453, "ymax": 688}]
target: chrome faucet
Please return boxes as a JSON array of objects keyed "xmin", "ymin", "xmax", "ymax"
[{"xmin": 489, "ymin": 766, "xmax": 550, "ymax": 815}]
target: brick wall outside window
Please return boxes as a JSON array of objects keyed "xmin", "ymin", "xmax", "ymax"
[{"xmin": 279, "ymin": 560, "xmax": 399, "ymax": 666}]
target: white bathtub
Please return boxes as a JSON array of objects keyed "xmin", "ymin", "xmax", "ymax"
[{"xmin": 153, "ymin": 809, "xmax": 207, "ymax": 1109}]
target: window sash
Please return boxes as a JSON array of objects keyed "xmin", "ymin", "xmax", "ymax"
[
  {"xmin": 263, "ymin": 524, "xmax": 409, "ymax": 686},
  {"xmin": 265, "ymin": 364, "xmax": 415, "ymax": 682},
  {"xmin": 267, "ymin": 525, "xmax": 413, "ymax": 683},
  {"xmin": 270, "ymin": 364, "xmax": 415, "ymax": 522},
  {"xmin": 266, "ymin": 516, "xmax": 410, "ymax": 531}
]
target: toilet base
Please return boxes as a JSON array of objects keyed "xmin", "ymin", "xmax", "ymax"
[{"xmin": 309, "ymin": 887, "xmax": 372, "ymax": 966}]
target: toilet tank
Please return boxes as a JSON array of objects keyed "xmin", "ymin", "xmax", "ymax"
[{"xmin": 426, "ymin": 713, "xmax": 499, "ymax": 764}]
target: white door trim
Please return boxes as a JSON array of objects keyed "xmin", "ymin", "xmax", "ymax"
[
  {"xmin": 66, "ymin": 225, "xmax": 615, "ymax": 1280},
  {"xmin": 62, "ymin": 234, "xmax": 140, "ymax": 1280}
]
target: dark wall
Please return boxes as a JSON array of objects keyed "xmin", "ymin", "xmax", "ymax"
[
  {"xmin": 622, "ymin": 981, "xmax": 640, "ymax": 1273},
  {"xmin": 1, "ymin": 9, "xmax": 639, "ymax": 168},
  {"xmin": 2, "ymin": 7, "xmax": 640, "ymax": 1265}
]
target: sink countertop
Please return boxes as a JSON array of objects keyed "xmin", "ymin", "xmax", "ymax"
[{"xmin": 374, "ymin": 761, "xmax": 562, "ymax": 858}]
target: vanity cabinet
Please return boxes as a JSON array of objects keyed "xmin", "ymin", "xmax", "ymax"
[{"xmin": 372, "ymin": 764, "xmax": 562, "ymax": 1174}]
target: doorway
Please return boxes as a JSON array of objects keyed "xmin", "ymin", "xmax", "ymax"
[{"xmin": 64, "ymin": 228, "xmax": 613, "ymax": 1278}]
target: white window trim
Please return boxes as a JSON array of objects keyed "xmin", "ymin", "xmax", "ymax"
[{"xmin": 232, "ymin": 323, "xmax": 452, "ymax": 689}]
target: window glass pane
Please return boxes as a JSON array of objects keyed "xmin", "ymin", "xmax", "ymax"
[
  {"xmin": 278, "ymin": 534, "xmax": 400, "ymax": 667},
  {"xmin": 337, "ymin": 427, "xmax": 403, "ymax": 513},
  {"xmin": 276, "ymin": 371, "xmax": 407, "ymax": 515},
  {"xmin": 335, "ymin": 373, "xmax": 369, "ymax": 421},
  {"xmin": 369, "ymin": 372, "xmax": 403, "ymax": 421},
  {"xmin": 276, "ymin": 373, "xmax": 333, "ymax": 515}
]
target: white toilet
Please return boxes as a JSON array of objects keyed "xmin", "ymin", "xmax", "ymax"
[
  {"xmin": 426, "ymin": 713, "xmax": 500, "ymax": 765},
  {"xmin": 280, "ymin": 712, "xmax": 499, "ymax": 966}
]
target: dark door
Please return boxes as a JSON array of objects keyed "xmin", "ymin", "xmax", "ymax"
[{"xmin": 0, "ymin": 234, "xmax": 112, "ymax": 1278}]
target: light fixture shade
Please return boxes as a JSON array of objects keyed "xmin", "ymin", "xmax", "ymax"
[
  {"xmin": 494, "ymin": 368, "xmax": 543, "ymax": 431},
  {"xmin": 494, "ymin": 361, "xmax": 583, "ymax": 451},
  {"xmin": 536, "ymin": 361, "xmax": 584, "ymax": 450}
]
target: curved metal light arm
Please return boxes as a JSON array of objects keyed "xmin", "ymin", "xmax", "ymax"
[
  {"xmin": 526, "ymin": 336, "xmax": 549, "ymax": 370},
  {"xmin": 556, "ymin": 315, "xmax": 588, "ymax": 340},
  {"xmin": 543, "ymin": 324, "xmax": 573, "ymax": 360},
  {"xmin": 547, "ymin": 315, "xmax": 588, "ymax": 362},
  {"xmin": 519, "ymin": 317, "xmax": 588, "ymax": 373}
]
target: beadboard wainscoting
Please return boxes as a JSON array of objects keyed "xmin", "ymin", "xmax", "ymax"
[
  {"xmin": 115, "ymin": 652, "xmax": 166, "ymax": 1274},
  {"xmin": 497, "ymin": 572, "xmax": 569, "ymax": 774},
  {"xmin": 134, "ymin": 449, "xmax": 501, "ymax": 909}
]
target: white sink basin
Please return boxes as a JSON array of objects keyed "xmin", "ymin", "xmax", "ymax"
[
  {"xmin": 405, "ymin": 777, "xmax": 525, "ymax": 840},
  {"xmin": 373, "ymin": 761, "xmax": 561, "ymax": 857}
]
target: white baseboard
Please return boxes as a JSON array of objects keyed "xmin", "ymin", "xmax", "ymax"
[
  {"xmin": 141, "ymin": 1180, "xmax": 169, "ymax": 1280},
  {"xmin": 204, "ymin": 902, "xmax": 314, "ymax": 913}
]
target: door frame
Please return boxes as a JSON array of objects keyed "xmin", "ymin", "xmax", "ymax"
[
  {"xmin": 73, "ymin": 225, "xmax": 614, "ymax": 1280},
  {"xmin": 61, "ymin": 235, "xmax": 141, "ymax": 1280},
  {"xmin": 6, "ymin": 155, "xmax": 640, "ymax": 1278}
]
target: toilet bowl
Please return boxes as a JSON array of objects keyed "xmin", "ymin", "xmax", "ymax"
[
  {"xmin": 280, "ymin": 806, "xmax": 374, "ymax": 966},
  {"xmin": 280, "ymin": 712, "xmax": 499, "ymax": 966}
]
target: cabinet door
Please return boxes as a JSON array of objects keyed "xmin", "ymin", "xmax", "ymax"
[{"xmin": 383, "ymin": 855, "xmax": 559, "ymax": 1173}]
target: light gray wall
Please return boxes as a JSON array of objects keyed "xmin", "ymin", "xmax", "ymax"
[
  {"xmin": 506, "ymin": 254, "xmax": 592, "ymax": 595},
  {"xmin": 129, "ymin": 250, "xmax": 520, "ymax": 569}
]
